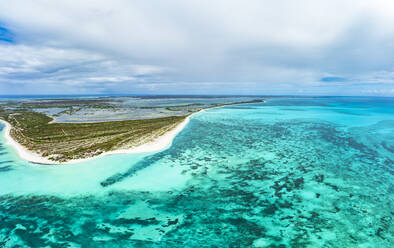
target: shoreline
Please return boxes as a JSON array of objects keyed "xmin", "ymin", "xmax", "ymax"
[{"xmin": 0, "ymin": 110, "xmax": 203, "ymax": 165}]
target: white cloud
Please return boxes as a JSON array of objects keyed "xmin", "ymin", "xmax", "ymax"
[
  {"xmin": 0, "ymin": 0, "xmax": 394, "ymax": 95},
  {"xmin": 87, "ymin": 76, "xmax": 135, "ymax": 82}
]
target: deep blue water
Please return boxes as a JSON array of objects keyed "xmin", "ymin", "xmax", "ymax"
[{"xmin": 0, "ymin": 97, "xmax": 393, "ymax": 247}]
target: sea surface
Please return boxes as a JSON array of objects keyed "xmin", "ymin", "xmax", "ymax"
[{"xmin": 0, "ymin": 97, "xmax": 393, "ymax": 247}]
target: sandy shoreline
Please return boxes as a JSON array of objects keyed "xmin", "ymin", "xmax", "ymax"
[{"xmin": 0, "ymin": 110, "xmax": 202, "ymax": 165}]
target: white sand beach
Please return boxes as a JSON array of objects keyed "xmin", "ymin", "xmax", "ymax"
[
  {"xmin": 1, "ymin": 120, "xmax": 57, "ymax": 164},
  {"xmin": 0, "ymin": 110, "xmax": 201, "ymax": 165}
]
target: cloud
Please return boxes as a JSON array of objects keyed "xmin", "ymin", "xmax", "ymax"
[
  {"xmin": 0, "ymin": 0, "xmax": 394, "ymax": 95},
  {"xmin": 0, "ymin": 44, "xmax": 171, "ymax": 94}
]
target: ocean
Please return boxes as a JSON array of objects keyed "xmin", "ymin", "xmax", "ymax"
[{"xmin": 0, "ymin": 96, "xmax": 393, "ymax": 247}]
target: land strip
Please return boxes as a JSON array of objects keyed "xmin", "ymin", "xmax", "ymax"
[{"xmin": 0, "ymin": 99, "xmax": 263, "ymax": 163}]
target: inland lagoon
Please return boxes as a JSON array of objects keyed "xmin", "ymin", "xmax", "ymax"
[{"xmin": 0, "ymin": 96, "xmax": 393, "ymax": 247}]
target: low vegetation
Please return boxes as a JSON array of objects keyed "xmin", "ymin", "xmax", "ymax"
[{"xmin": 1, "ymin": 110, "xmax": 186, "ymax": 162}]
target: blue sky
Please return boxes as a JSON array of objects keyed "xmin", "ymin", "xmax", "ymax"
[
  {"xmin": 0, "ymin": 26, "xmax": 13, "ymax": 43},
  {"xmin": 0, "ymin": 0, "xmax": 394, "ymax": 96}
]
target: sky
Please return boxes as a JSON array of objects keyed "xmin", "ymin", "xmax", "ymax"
[{"xmin": 0, "ymin": 0, "xmax": 394, "ymax": 96}]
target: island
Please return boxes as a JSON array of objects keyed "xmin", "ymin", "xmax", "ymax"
[{"xmin": 0, "ymin": 96, "xmax": 264, "ymax": 164}]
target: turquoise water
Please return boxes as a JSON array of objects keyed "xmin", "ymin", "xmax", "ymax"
[{"xmin": 0, "ymin": 97, "xmax": 393, "ymax": 247}]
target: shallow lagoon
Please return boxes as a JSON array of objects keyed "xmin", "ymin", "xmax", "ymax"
[
  {"xmin": 28, "ymin": 96, "xmax": 264, "ymax": 123},
  {"xmin": 0, "ymin": 97, "xmax": 393, "ymax": 247}
]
